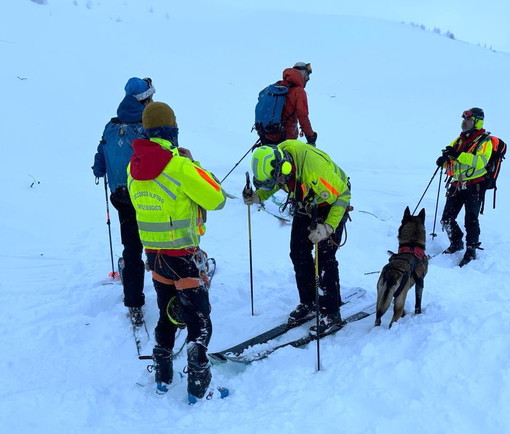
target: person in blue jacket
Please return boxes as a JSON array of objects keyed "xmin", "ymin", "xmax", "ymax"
[{"xmin": 92, "ymin": 77, "xmax": 156, "ymax": 324}]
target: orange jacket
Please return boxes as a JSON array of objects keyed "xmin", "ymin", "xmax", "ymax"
[{"xmin": 266, "ymin": 68, "xmax": 314, "ymax": 141}]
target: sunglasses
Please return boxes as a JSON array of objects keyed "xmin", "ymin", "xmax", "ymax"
[{"xmin": 143, "ymin": 77, "xmax": 153, "ymax": 86}]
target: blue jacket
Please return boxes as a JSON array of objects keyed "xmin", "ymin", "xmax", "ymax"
[{"xmin": 92, "ymin": 96, "xmax": 147, "ymax": 192}]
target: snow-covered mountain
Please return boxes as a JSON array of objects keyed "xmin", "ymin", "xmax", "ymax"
[{"xmin": 1, "ymin": 1, "xmax": 509, "ymax": 433}]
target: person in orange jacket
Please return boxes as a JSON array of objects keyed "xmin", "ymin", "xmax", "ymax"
[{"xmin": 263, "ymin": 62, "xmax": 317, "ymax": 146}]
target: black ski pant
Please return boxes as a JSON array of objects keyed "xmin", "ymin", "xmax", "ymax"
[
  {"xmin": 289, "ymin": 207, "xmax": 347, "ymax": 316},
  {"xmin": 146, "ymin": 251, "xmax": 212, "ymax": 369},
  {"xmin": 110, "ymin": 188, "xmax": 145, "ymax": 308},
  {"xmin": 441, "ymin": 183, "xmax": 483, "ymax": 247}
]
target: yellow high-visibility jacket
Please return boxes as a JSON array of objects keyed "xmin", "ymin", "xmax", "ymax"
[
  {"xmin": 443, "ymin": 132, "xmax": 492, "ymax": 182},
  {"xmin": 257, "ymin": 140, "xmax": 351, "ymax": 230},
  {"xmin": 127, "ymin": 137, "xmax": 226, "ymax": 251}
]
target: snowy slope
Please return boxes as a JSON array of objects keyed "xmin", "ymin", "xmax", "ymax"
[{"xmin": 1, "ymin": 1, "xmax": 510, "ymax": 433}]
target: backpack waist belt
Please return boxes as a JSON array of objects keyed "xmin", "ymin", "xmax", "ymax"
[
  {"xmin": 451, "ymin": 176, "xmax": 485, "ymax": 189},
  {"xmin": 145, "ymin": 247, "xmax": 198, "ymax": 256},
  {"xmin": 151, "ymin": 271, "xmax": 208, "ymax": 290}
]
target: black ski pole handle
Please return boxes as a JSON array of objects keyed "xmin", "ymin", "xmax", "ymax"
[{"xmin": 245, "ymin": 171, "xmax": 252, "ymax": 192}]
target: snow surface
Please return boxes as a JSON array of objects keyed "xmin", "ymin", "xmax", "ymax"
[{"xmin": 2, "ymin": 1, "xmax": 510, "ymax": 433}]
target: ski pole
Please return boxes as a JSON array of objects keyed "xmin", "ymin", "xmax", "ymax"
[
  {"xmin": 310, "ymin": 204, "xmax": 321, "ymax": 372},
  {"xmin": 103, "ymin": 177, "xmax": 118, "ymax": 278},
  {"xmin": 430, "ymin": 168, "xmax": 443, "ymax": 239},
  {"xmin": 412, "ymin": 166, "xmax": 440, "ymax": 215},
  {"xmin": 245, "ymin": 172, "xmax": 255, "ymax": 316},
  {"xmin": 220, "ymin": 141, "xmax": 259, "ymax": 184}
]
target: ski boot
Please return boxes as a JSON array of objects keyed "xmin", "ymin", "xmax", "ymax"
[
  {"xmin": 309, "ymin": 311, "xmax": 343, "ymax": 337},
  {"xmin": 459, "ymin": 243, "xmax": 480, "ymax": 267},
  {"xmin": 186, "ymin": 363, "xmax": 229, "ymax": 404},
  {"xmin": 151, "ymin": 345, "xmax": 173, "ymax": 395},
  {"xmin": 128, "ymin": 306, "xmax": 144, "ymax": 327},
  {"xmin": 288, "ymin": 303, "xmax": 316, "ymax": 324},
  {"xmin": 442, "ymin": 240, "xmax": 464, "ymax": 254}
]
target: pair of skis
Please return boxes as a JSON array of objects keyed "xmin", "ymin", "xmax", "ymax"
[{"xmin": 209, "ymin": 287, "xmax": 375, "ymax": 363}]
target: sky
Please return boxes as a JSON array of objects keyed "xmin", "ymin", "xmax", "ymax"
[
  {"xmin": 1, "ymin": 1, "xmax": 510, "ymax": 433},
  {"xmin": 206, "ymin": 0, "xmax": 510, "ymax": 51}
]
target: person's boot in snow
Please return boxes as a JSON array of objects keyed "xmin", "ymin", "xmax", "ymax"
[
  {"xmin": 288, "ymin": 302, "xmax": 316, "ymax": 324},
  {"xmin": 459, "ymin": 244, "xmax": 480, "ymax": 267},
  {"xmin": 186, "ymin": 342, "xmax": 229, "ymax": 404},
  {"xmin": 443, "ymin": 240, "xmax": 464, "ymax": 254},
  {"xmin": 186, "ymin": 363, "xmax": 212, "ymax": 399},
  {"xmin": 152, "ymin": 345, "xmax": 173, "ymax": 395},
  {"xmin": 129, "ymin": 306, "xmax": 144, "ymax": 327},
  {"xmin": 309, "ymin": 311, "xmax": 343, "ymax": 336}
]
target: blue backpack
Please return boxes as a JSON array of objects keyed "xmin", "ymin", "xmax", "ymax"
[
  {"xmin": 95, "ymin": 120, "xmax": 146, "ymax": 193},
  {"xmin": 254, "ymin": 83, "xmax": 288, "ymax": 138}
]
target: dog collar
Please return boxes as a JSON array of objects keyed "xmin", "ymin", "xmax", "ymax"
[{"xmin": 398, "ymin": 246, "xmax": 426, "ymax": 259}]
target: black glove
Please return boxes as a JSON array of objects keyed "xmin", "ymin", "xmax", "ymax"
[
  {"xmin": 305, "ymin": 132, "xmax": 317, "ymax": 146},
  {"xmin": 436, "ymin": 155, "xmax": 450, "ymax": 167},
  {"xmin": 443, "ymin": 146, "xmax": 461, "ymax": 159}
]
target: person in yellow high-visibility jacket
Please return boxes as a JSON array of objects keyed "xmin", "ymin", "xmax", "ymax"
[
  {"xmin": 242, "ymin": 141, "xmax": 351, "ymax": 336},
  {"xmin": 127, "ymin": 102, "xmax": 227, "ymax": 402},
  {"xmin": 435, "ymin": 107, "xmax": 493, "ymax": 267}
]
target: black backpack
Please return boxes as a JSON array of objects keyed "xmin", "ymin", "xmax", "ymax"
[{"xmin": 481, "ymin": 135, "xmax": 507, "ymax": 213}]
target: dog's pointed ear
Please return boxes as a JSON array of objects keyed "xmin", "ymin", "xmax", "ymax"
[
  {"xmin": 419, "ymin": 208, "xmax": 426, "ymax": 223},
  {"xmin": 403, "ymin": 206, "xmax": 411, "ymax": 222}
]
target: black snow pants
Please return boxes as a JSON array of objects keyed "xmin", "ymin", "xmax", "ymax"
[
  {"xmin": 441, "ymin": 182, "xmax": 483, "ymax": 248},
  {"xmin": 146, "ymin": 251, "xmax": 212, "ymax": 370},
  {"xmin": 289, "ymin": 207, "xmax": 348, "ymax": 315},
  {"xmin": 110, "ymin": 187, "xmax": 145, "ymax": 308}
]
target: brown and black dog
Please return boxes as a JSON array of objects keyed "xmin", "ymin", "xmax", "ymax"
[{"xmin": 375, "ymin": 207, "xmax": 429, "ymax": 328}]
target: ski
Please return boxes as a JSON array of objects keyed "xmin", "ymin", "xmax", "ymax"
[
  {"xmin": 256, "ymin": 203, "xmax": 291, "ymax": 224},
  {"xmin": 100, "ymin": 258, "xmax": 123, "ymax": 285},
  {"xmin": 208, "ymin": 287, "xmax": 367, "ymax": 362},
  {"xmin": 101, "ymin": 277, "xmax": 121, "ymax": 286},
  {"xmin": 212, "ymin": 303, "xmax": 376, "ymax": 363},
  {"xmin": 118, "ymin": 257, "xmax": 125, "ymax": 284},
  {"xmin": 205, "ymin": 257, "xmax": 216, "ymax": 286},
  {"xmin": 130, "ymin": 311, "xmax": 150, "ymax": 358}
]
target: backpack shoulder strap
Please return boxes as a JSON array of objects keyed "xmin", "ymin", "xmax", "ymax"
[{"xmin": 465, "ymin": 132, "xmax": 490, "ymax": 154}]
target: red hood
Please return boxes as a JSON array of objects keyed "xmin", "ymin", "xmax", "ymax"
[
  {"xmin": 281, "ymin": 68, "xmax": 305, "ymax": 88},
  {"xmin": 129, "ymin": 138, "xmax": 173, "ymax": 180}
]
